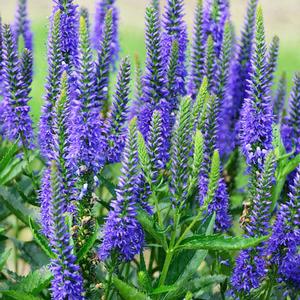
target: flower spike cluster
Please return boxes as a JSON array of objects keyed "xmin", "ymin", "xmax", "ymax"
[
  {"xmin": 227, "ymin": 0, "xmax": 258, "ymax": 147},
  {"xmin": 240, "ymin": 6, "xmax": 273, "ymax": 170},
  {"xmin": 1, "ymin": 25, "xmax": 34, "ymax": 148},
  {"xmin": 75, "ymin": 15, "xmax": 107, "ymax": 173},
  {"xmin": 100, "ymin": 118, "xmax": 144, "ymax": 262}
]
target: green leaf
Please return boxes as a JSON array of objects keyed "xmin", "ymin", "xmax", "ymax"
[
  {"xmin": 0, "ymin": 187, "xmax": 37, "ymax": 226},
  {"xmin": 0, "ymin": 152, "xmax": 37, "ymax": 186},
  {"xmin": 0, "ymin": 248, "xmax": 11, "ymax": 271},
  {"xmin": 76, "ymin": 222, "xmax": 99, "ymax": 262},
  {"xmin": 281, "ymin": 153, "xmax": 300, "ymax": 178},
  {"xmin": 14, "ymin": 267, "xmax": 52, "ymax": 295},
  {"xmin": 98, "ymin": 174, "xmax": 117, "ymax": 198},
  {"xmin": 19, "ymin": 241, "xmax": 50, "ymax": 270},
  {"xmin": 0, "ymin": 140, "xmax": 19, "ymax": 174},
  {"xmin": 188, "ymin": 275, "xmax": 227, "ymax": 292},
  {"xmin": 0, "ymin": 290, "xmax": 42, "ymax": 300},
  {"xmin": 137, "ymin": 209, "xmax": 166, "ymax": 249},
  {"xmin": 176, "ymin": 234, "xmax": 268, "ymax": 251},
  {"xmin": 29, "ymin": 218, "xmax": 56, "ymax": 259},
  {"xmin": 164, "ymin": 215, "xmax": 215, "ymax": 300},
  {"xmin": 112, "ymin": 276, "xmax": 151, "ymax": 300},
  {"xmin": 150, "ymin": 285, "xmax": 177, "ymax": 295}
]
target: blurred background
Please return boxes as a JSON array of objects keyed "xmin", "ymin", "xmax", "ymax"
[{"xmin": 0, "ymin": 0, "xmax": 299, "ymax": 121}]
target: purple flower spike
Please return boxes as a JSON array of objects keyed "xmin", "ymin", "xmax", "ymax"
[
  {"xmin": 162, "ymin": 0, "xmax": 188, "ymax": 96},
  {"xmin": 13, "ymin": 0, "xmax": 33, "ymax": 50},
  {"xmin": 268, "ymin": 167, "xmax": 300, "ymax": 289},
  {"xmin": 93, "ymin": 0, "xmax": 119, "ymax": 67},
  {"xmin": 239, "ymin": 7, "xmax": 273, "ymax": 170},
  {"xmin": 2, "ymin": 25, "xmax": 34, "ymax": 148},
  {"xmin": 53, "ymin": 0, "xmax": 79, "ymax": 68},
  {"xmin": 99, "ymin": 119, "xmax": 144, "ymax": 262},
  {"xmin": 39, "ymin": 10, "xmax": 64, "ymax": 159}
]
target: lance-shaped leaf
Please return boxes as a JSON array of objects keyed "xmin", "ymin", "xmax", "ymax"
[
  {"xmin": 113, "ymin": 276, "xmax": 151, "ymax": 300},
  {"xmin": 176, "ymin": 234, "xmax": 268, "ymax": 251}
]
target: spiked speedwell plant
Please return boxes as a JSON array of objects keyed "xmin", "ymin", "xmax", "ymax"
[{"xmin": 0, "ymin": 0, "xmax": 299, "ymax": 299}]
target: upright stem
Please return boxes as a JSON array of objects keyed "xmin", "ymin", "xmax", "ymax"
[
  {"xmin": 21, "ymin": 135, "xmax": 39, "ymax": 192},
  {"xmin": 158, "ymin": 211, "xmax": 180, "ymax": 286}
]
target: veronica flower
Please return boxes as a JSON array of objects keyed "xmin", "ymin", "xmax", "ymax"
[
  {"xmin": 93, "ymin": 0, "xmax": 119, "ymax": 66},
  {"xmin": 273, "ymin": 72, "xmax": 287, "ymax": 124},
  {"xmin": 39, "ymin": 11, "xmax": 64, "ymax": 159},
  {"xmin": 129, "ymin": 54, "xmax": 143, "ymax": 119},
  {"xmin": 53, "ymin": 0, "xmax": 79, "ymax": 68},
  {"xmin": 2, "ymin": 25, "xmax": 34, "ymax": 148},
  {"xmin": 266, "ymin": 36, "xmax": 280, "ymax": 89},
  {"xmin": 281, "ymin": 73, "xmax": 300, "ymax": 154},
  {"xmin": 47, "ymin": 162, "xmax": 85, "ymax": 300},
  {"xmin": 138, "ymin": 6, "xmax": 167, "ymax": 138},
  {"xmin": 227, "ymin": 0, "xmax": 258, "ymax": 146},
  {"xmin": 40, "ymin": 72, "xmax": 77, "ymax": 232},
  {"xmin": 189, "ymin": 0, "xmax": 206, "ymax": 98},
  {"xmin": 217, "ymin": 22, "xmax": 235, "ymax": 156},
  {"xmin": 162, "ymin": 0, "xmax": 188, "ymax": 96},
  {"xmin": 75, "ymin": 16, "xmax": 107, "ymax": 173},
  {"xmin": 13, "ymin": 0, "xmax": 33, "ymax": 50},
  {"xmin": 204, "ymin": 0, "xmax": 230, "ymax": 58},
  {"xmin": 240, "ymin": 6, "xmax": 273, "ymax": 171},
  {"xmin": 231, "ymin": 151, "xmax": 275, "ymax": 294},
  {"xmin": 198, "ymin": 95, "xmax": 231, "ymax": 231},
  {"xmin": 268, "ymin": 167, "xmax": 300, "ymax": 289},
  {"xmin": 170, "ymin": 97, "xmax": 193, "ymax": 208},
  {"xmin": 99, "ymin": 118, "xmax": 144, "ymax": 262},
  {"xmin": 95, "ymin": 9, "xmax": 114, "ymax": 111},
  {"xmin": 107, "ymin": 57, "xmax": 131, "ymax": 163}
]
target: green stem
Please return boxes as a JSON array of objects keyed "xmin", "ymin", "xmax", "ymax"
[
  {"xmin": 175, "ymin": 207, "xmax": 205, "ymax": 248},
  {"xmin": 105, "ymin": 267, "xmax": 114, "ymax": 300},
  {"xmin": 14, "ymin": 216, "xmax": 19, "ymax": 274},
  {"xmin": 21, "ymin": 137, "xmax": 39, "ymax": 192},
  {"xmin": 158, "ymin": 211, "xmax": 180, "ymax": 286}
]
